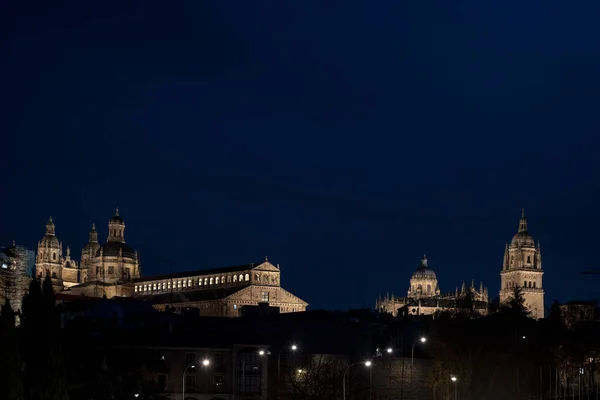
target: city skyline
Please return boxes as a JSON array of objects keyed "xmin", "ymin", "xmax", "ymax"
[{"xmin": 3, "ymin": 1, "xmax": 599, "ymax": 311}]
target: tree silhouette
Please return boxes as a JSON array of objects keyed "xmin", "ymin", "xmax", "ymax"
[
  {"xmin": 0, "ymin": 298, "xmax": 24, "ymax": 400},
  {"xmin": 501, "ymin": 286, "xmax": 531, "ymax": 317},
  {"xmin": 21, "ymin": 277, "xmax": 67, "ymax": 400}
]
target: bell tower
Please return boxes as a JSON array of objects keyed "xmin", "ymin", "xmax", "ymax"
[
  {"xmin": 107, "ymin": 208, "xmax": 125, "ymax": 243},
  {"xmin": 500, "ymin": 209, "xmax": 545, "ymax": 319},
  {"xmin": 35, "ymin": 216, "xmax": 64, "ymax": 285}
]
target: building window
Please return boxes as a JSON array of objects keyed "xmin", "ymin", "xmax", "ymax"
[
  {"xmin": 214, "ymin": 375, "xmax": 224, "ymax": 393},
  {"xmin": 177, "ymin": 280, "xmax": 181, "ymax": 288},
  {"xmin": 52, "ymin": 272, "xmax": 57, "ymax": 278},
  {"xmin": 511, "ymin": 256, "xmax": 514, "ymax": 265},
  {"xmin": 244, "ymin": 274, "xmax": 249, "ymax": 281},
  {"xmin": 53, "ymin": 253, "xmax": 56, "ymax": 261},
  {"xmin": 162, "ymin": 282, "xmax": 166, "ymax": 290},
  {"xmin": 107, "ymin": 265, "xmax": 114, "ymax": 274},
  {"xmin": 527, "ymin": 256, "xmax": 531, "ymax": 264},
  {"xmin": 198, "ymin": 278, "xmax": 202, "ymax": 286},
  {"xmin": 533, "ymin": 282, "xmax": 536, "ymax": 288},
  {"xmin": 188, "ymin": 279, "xmax": 192, "ymax": 287},
  {"xmin": 255, "ymin": 274, "xmax": 260, "ymax": 281},
  {"xmin": 233, "ymin": 275, "xmax": 238, "ymax": 282},
  {"xmin": 237, "ymin": 352, "xmax": 262, "ymax": 395},
  {"xmin": 221, "ymin": 276, "xmax": 225, "ymax": 284},
  {"xmin": 210, "ymin": 277, "xmax": 214, "ymax": 285},
  {"xmin": 168, "ymin": 281, "xmax": 171, "ymax": 289},
  {"xmin": 135, "ymin": 286, "xmax": 138, "ymax": 292},
  {"xmin": 427, "ymin": 284, "xmax": 431, "ymax": 293},
  {"xmin": 233, "ymin": 304, "xmax": 238, "ymax": 310},
  {"xmin": 227, "ymin": 275, "xmax": 231, "ymax": 283},
  {"xmin": 183, "ymin": 280, "xmax": 187, "ymax": 288},
  {"xmin": 185, "ymin": 375, "xmax": 196, "ymax": 392},
  {"xmin": 261, "ymin": 292, "xmax": 269, "ymax": 302},
  {"xmin": 524, "ymin": 281, "xmax": 527, "ymax": 287},
  {"xmin": 157, "ymin": 374, "xmax": 168, "ymax": 392},
  {"xmin": 204, "ymin": 278, "xmax": 208, "ymax": 285}
]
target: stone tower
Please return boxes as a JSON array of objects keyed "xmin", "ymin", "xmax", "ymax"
[
  {"xmin": 107, "ymin": 208, "xmax": 125, "ymax": 243},
  {"xmin": 408, "ymin": 255, "xmax": 441, "ymax": 299},
  {"xmin": 80, "ymin": 222, "xmax": 100, "ymax": 269},
  {"xmin": 500, "ymin": 209, "xmax": 544, "ymax": 319},
  {"xmin": 35, "ymin": 216, "xmax": 63, "ymax": 285}
]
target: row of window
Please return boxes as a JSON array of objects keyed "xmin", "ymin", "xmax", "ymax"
[
  {"xmin": 506, "ymin": 281, "xmax": 537, "ymax": 289},
  {"xmin": 109, "ymin": 229, "xmax": 123, "ymax": 238},
  {"xmin": 136, "ymin": 273, "xmax": 251, "ymax": 293}
]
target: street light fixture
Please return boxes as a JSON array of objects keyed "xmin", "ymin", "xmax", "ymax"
[
  {"xmin": 182, "ymin": 359, "xmax": 210, "ymax": 400},
  {"xmin": 343, "ymin": 361, "xmax": 371, "ymax": 400},
  {"xmin": 451, "ymin": 375, "xmax": 458, "ymax": 400},
  {"xmin": 386, "ymin": 348, "xmax": 393, "ymax": 354},
  {"xmin": 277, "ymin": 343, "xmax": 299, "ymax": 382},
  {"xmin": 412, "ymin": 337, "xmax": 427, "ymax": 367},
  {"xmin": 258, "ymin": 349, "xmax": 265, "ymax": 356}
]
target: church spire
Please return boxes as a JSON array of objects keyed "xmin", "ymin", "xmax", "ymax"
[
  {"xmin": 518, "ymin": 208, "xmax": 528, "ymax": 233},
  {"xmin": 88, "ymin": 222, "xmax": 98, "ymax": 243},
  {"xmin": 46, "ymin": 216, "xmax": 55, "ymax": 235}
]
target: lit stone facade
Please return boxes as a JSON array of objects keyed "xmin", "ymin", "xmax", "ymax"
[
  {"xmin": 499, "ymin": 209, "xmax": 545, "ymax": 319},
  {"xmin": 35, "ymin": 209, "xmax": 140, "ymax": 297},
  {"xmin": 133, "ymin": 259, "xmax": 308, "ymax": 317},
  {"xmin": 376, "ymin": 256, "xmax": 489, "ymax": 317}
]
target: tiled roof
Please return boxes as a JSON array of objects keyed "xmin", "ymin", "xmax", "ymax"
[{"xmin": 134, "ymin": 262, "xmax": 265, "ymax": 283}]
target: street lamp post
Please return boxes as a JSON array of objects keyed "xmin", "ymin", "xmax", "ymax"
[
  {"xmin": 277, "ymin": 344, "xmax": 298, "ymax": 382},
  {"xmin": 343, "ymin": 361, "xmax": 371, "ymax": 400},
  {"xmin": 451, "ymin": 375, "xmax": 458, "ymax": 400},
  {"xmin": 411, "ymin": 337, "xmax": 427, "ymax": 367},
  {"xmin": 182, "ymin": 358, "xmax": 210, "ymax": 400}
]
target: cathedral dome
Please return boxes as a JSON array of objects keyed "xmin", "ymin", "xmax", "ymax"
[
  {"xmin": 39, "ymin": 217, "xmax": 60, "ymax": 248},
  {"xmin": 96, "ymin": 241, "xmax": 137, "ymax": 259},
  {"xmin": 510, "ymin": 209, "xmax": 535, "ymax": 247},
  {"xmin": 511, "ymin": 231, "xmax": 535, "ymax": 247},
  {"xmin": 412, "ymin": 255, "xmax": 437, "ymax": 280}
]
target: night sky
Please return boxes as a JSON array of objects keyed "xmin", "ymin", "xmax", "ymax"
[{"xmin": 2, "ymin": 1, "xmax": 600, "ymax": 311}]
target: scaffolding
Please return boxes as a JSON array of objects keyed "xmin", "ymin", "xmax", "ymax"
[{"xmin": 0, "ymin": 243, "xmax": 32, "ymax": 324}]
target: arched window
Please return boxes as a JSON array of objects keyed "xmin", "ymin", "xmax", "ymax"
[
  {"xmin": 255, "ymin": 274, "xmax": 260, "ymax": 281},
  {"xmin": 427, "ymin": 284, "xmax": 431, "ymax": 293},
  {"xmin": 244, "ymin": 274, "xmax": 249, "ymax": 281},
  {"xmin": 188, "ymin": 279, "xmax": 192, "ymax": 287},
  {"xmin": 204, "ymin": 278, "xmax": 208, "ymax": 285},
  {"xmin": 53, "ymin": 253, "xmax": 56, "ymax": 261},
  {"xmin": 523, "ymin": 281, "xmax": 527, "ymax": 287},
  {"xmin": 233, "ymin": 275, "xmax": 238, "ymax": 282},
  {"xmin": 221, "ymin": 276, "xmax": 225, "ymax": 284},
  {"xmin": 162, "ymin": 282, "xmax": 166, "ymax": 290},
  {"xmin": 510, "ymin": 256, "xmax": 514, "ymax": 265},
  {"xmin": 417, "ymin": 284, "xmax": 422, "ymax": 292},
  {"xmin": 210, "ymin": 277, "xmax": 214, "ymax": 285},
  {"xmin": 239, "ymin": 274, "xmax": 243, "ymax": 282},
  {"xmin": 227, "ymin": 275, "xmax": 231, "ymax": 283}
]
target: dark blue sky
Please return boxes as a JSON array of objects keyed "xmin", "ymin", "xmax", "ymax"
[{"xmin": 2, "ymin": 1, "xmax": 600, "ymax": 311}]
